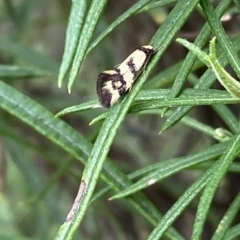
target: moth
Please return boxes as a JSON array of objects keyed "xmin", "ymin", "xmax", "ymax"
[{"xmin": 97, "ymin": 45, "xmax": 155, "ymax": 108}]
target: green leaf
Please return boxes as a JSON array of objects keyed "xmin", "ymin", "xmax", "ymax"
[
  {"xmin": 58, "ymin": 89, "xmax": 239, "ymax": 121},
  {"xmin": 0, "ymin": 81, "xmax": 91, "ymax": 158},
  {"xmin": 176, "ymin": 38, "xmax": 210, "ymax": 66},
  {"xmin": 131, "ymin": 89, "xmax": 239, "ymax": 113},
  {"xmin": 177, "ymin": 37, "xmax": 240, "ymax": 98},
  {"xmin": 138, "ymin": 0, "xmax": 177, "ymax": 12},
  {"xmin": 58, "ymin": 0, "xmax": 88, "ymax": 87},
  {"xmin": 191, "ymin": 134, "xmax": 240, "ymax": 240},
  {"xmin": 55, "ymin": 99, "xmax": 99, "ymax": 117},
  {"xmin": 144, "ymin": 58, "xmax": 204, "ymax": 90},
  {"xmin": 211, "ymin": 192, "xmax": 240, "ymax": 240},
  {"xmin": 161, "ymin": 34, "xmax": 240, "ymax": 132},
  {"xmin": 56, "ymin": 0, "xmax": 200, "ymax": 238},
  {"xmin": 233, "ymin": 0, "xmax": 240, "ymax": 11},
  {"xmin": 147, "ymin": 166, "xmax": 214, "ymax": 240},
  {"xmin": 208, "ymin": 37, "xmax": 240, "ymax": 98},
  {"xmin": 162, "ymin": 0, "xmax": 232, "ymax": 114},
  {"xmin": 92, "ymin": 89, "xmax": 240, "ymax": 124},
  {"xmin": 212, "ymin": 105, "xmax": 239, "ymax": 134},
  {"xmin": 111, "ymin": 141, "xmax": 230, "ymax": 199},
  {"xmin": 0, "ymin": 65, "xmax": 48, "ymax": 79},
  {"xmin": 68, "ymin": 0, "xmax": 108, "ymax": 92},
  {"xmin": 224, "ymin": 223, "xmax": 240, "ymax": 240},
  {"xmin": 200, "ymin": 0, "xmax": 240, "ymax": 78},
  {"xmin": 0, "ymin": 37, "xmax": 59, "ymax": 75},
  {"xmin": 0, "ymin": 80, "xmax": 181, "ymax": 240},
  {"xmin": 87, "ymin": 0, "xmax": 153, "ymax": 54}
]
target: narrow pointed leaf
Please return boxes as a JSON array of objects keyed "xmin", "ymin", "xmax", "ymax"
[
  {"xmin": 58, "ymin": 0, "xmax": 88, "ymax": 87},
  {"xmin": 68, "ymin": 0, "xmax": 108, "ymax": 92},
  {"xmin": 191, "ymin": 134, "xmax": 240, "ymax": 240}
]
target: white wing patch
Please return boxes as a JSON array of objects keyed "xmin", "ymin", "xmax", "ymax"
[{"xmin": 110, "ymin": 91, "xmax": 121, "ymax": 106}]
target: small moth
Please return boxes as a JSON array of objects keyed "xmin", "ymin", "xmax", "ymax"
[{"xmin": 97, "ymin": 45, "xmax": 155, "ymax": 108}]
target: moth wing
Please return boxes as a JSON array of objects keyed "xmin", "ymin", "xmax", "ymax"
[
  {"xmin": 97, "ymin": 45, "xmax": 154, "ymax": 108},
  {"xmin": 97, "ymin": 71, "xmax": 122, "ymax": 108}
]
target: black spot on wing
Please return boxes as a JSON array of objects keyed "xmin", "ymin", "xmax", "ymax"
[
  {"xmin": 126, "ymin": 57, "xmax": 138, "ymax": 78},
  {"xmin": 97, "ymin": 72, "xmax": 114, "ymax": 108},
  {"xmin": 100, "ymin": 89, "xmax": 112, "ymax": 108},
  {"xmin": 115, "ymin": 69, "xmax": 127, "ymax": 95},
  {"xmin": 97, "ymin": 71, "xmax": 127, "ymax": 108}
]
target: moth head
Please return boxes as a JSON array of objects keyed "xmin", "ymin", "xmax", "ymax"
[{"xmin": 142, "ymin": 45, "xmax": 154, "ymax": 50}]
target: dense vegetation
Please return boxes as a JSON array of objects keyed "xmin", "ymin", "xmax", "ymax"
[{"xmin": 0, "ymin": 0, "xmax": 240, "ymax": 239}]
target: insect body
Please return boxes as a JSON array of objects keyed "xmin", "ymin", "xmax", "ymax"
[{"xmin": 97, "ymin": 45, "xmax": 155, "ymax": 108}]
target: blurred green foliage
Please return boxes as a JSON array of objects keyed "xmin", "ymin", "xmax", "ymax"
[{"xmin": 0, "ymin": 0, "xmax": 240, "ymax": 240}]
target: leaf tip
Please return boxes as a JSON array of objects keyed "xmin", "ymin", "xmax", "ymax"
[
  {"xmin": 89, "ymin": 118, "xmax": 97, "ymax": 125},
  {"xmin": 161, "ymin": 107, "xmax": 168, "ymax": 117},
  {"xmin": 55, "ymin": 112, "xmax": 62, "ymax": 118},
  {"xmin": 159, "ymin": 124, "xmax": 169, "ymax": 133},
  {"xmin": 176, "ymin": 37, "xmax": 185, "ymax": 44},
  {"xmin": 58, "ymin": 79, "xmax": 62, "ymax": 88},
  {"xmin": 92, "ymin": 103, "xmax": 102, "ymax": 109}
]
